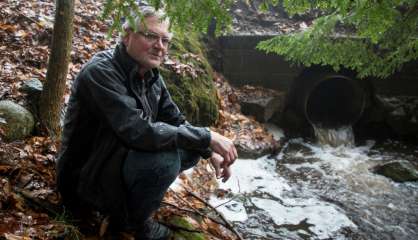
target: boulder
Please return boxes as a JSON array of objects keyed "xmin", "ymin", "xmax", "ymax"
[
  {"xmin": 0, "ymin": 100, "xmax": 34, "ymax": 141},
  {"xmin": 235, "ymin": 143, "xmax": 275, "ymax": 159},
  {"xmin": 20, "ymin": 78, "xmax": 43, "ymax": 116},
  {"xmin": 380, "ymin": 96, "xmax": 418, "ymax": 139},
  {"xmin": 162, "ymin": 32, "xmax": 219, "ymax": 126},
  {"xmin": 374, "ymin": 160, "xmax": 418, "ymax": 182},
  {"xmin": 236, "ymin": 85, "xmax": 285, "ymax": 123},
  {"xmin": 20, "ymin": 78, "xmax": 43, "ymax": 96},
  {"xmin": 273, "ymin": 107, "xmax": 312, "ymax": 138},
  {"xmin": 355, "ymin": 95, "xmax": 418, "ymax": 140},
  {"xmin": 240, "ymin": 95, "xmax": 284, "ymax": 123},
  {"xmin": 235, "ymin": 134, "xmax": 279, "ymax": 159}
]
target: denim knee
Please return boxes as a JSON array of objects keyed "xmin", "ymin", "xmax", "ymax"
[
  {"xmin": 123, "ymin": 150, "xmax": 181, "ymax": 192},
  {"xmin": 179, "ymin": 149, "xmax": 201, "ymax": 172}
]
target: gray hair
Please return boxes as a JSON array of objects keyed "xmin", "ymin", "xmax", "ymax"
[{"xmin": 120, "ymin": 6, "xmax": 170, "ymax": 38}]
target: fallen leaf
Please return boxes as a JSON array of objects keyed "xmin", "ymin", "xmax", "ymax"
[{"xmin": 4, "ymin": 233, "xmax": 31, "ymax": 240}]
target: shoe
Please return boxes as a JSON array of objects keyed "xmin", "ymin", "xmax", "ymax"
[{"xmin": 135, "ymin": 218, "xmax": 172, "ymax": 240}]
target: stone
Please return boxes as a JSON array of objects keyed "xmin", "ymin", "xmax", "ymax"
[
  {"xmin": 20, "ymin": 78, "xmax": 43, "ymax": 116},
  {"xmin": 20, "ymin": 78, "xmax": 43, "ymax": 95},
  {"xmin": 355, "ymin": 95, "xmax": 418, "ymax": 140},
  {"xmin": 0, "ymin": 100, "xmax": 35, "ymax": 141},
  {"xmin": 236, "ymin": 85, "xmax": 285, "ymax": 123},
  {"xmin": 240, "ymin": 95, "xmax": 284, "ymax": 123},
  {"xmin": 381, "ymin": 96, "xmax": 418, "ymax": 139},
  {"xmin": 234, "ymin": 134, "xmax": 279, "ymax": 159},
  {"xmin": 235, "ymin": 143, "xmax": 274, "ymax": 159},
  {"xmin": 386, "ymin": 113, "xmax": 418, "ymax": 138},
  {"xmin": 274, "ymin": 107, "xmax": 312, "ymax": 138},
  {"xmin": 374, "ymin": 160, "xmax": 418, "ymax": 182}
]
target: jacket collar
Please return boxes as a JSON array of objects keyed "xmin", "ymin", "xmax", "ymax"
[{"xmin": 112, "ymin": 42, "xmax": 160, "ymax": 87}]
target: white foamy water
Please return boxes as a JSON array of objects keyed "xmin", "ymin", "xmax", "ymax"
[
  {"xmin": 264, "ymin": 123, "xmax": 285, "ymax": 141},
  {"xmin": 212, "ymin": 155, "xmax": 291, "ymax": 197},
  {"xmin": 251, "ymin": 197, "xmax": 355, "ymax": 239},
  {"xmin": 210, "ymin": 154, "xmax": 357, "ymax": 239},
  {"xmin": 281, "ymin": 139, "xmax": 417, "ymax": 239},
  {"xmin": 209, "ymin": 198, "xmax": 248, "ymax": 222},
  {"xmin": 287, "ymin": 138, "xmax": 377, "ymax": 173},
  {"xmin": 210, "ymin": 126, "xmax": 418, "ymax": 240}
]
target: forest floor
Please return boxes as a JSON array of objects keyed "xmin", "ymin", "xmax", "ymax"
[{"xmin": 0, "ymin": 1, "xmax": 278, "ymax": 239}]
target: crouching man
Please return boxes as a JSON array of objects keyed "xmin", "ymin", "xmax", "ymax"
[{"xmin": 56, "ymin": 6, "xmax": 237, "ymax": 240}]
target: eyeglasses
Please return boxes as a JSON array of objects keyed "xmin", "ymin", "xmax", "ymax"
[{"xmin": 137, "ymin": 30, "xmax": 171, "ymax": 48}]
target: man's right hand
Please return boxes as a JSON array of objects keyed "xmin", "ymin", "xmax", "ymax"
[
  {"xmin": 210, "ymin": 152, "xmax": 232, "ymax": 182},
  {"xmin": 209, "ymin": 130, "xmax": 238, "ymax": 166}
]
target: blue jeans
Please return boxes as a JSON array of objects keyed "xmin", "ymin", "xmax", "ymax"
[{"xmin": 121, "ymin": 149, "xmax": 200, "ymax": 230}]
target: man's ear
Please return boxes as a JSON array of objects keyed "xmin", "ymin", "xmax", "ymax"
[{"xmin": 122, "ymin": 29, "xmax": 131, "ymax": 46}]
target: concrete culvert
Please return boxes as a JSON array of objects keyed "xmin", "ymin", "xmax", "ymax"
[{"xmin": 305, "ymin": 75, "xmax": 366, "ymax": 129}]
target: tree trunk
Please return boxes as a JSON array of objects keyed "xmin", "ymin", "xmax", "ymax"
[{"xmin": 39, "ymin": 0, "xmax": 74, "ymax": 139}]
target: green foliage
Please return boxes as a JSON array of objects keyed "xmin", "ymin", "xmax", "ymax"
[
  {"xmin": 101, "ymin": 0, "xmax": 139, "ymax": 36},
  {"xmin": 257, "ymin": 0, "xmax": 418, "ymax": 78},
  {"xmin": 102, "ymin": 0, "xmax": 418, "ymax": 78},
  {"xmin": 101, "ymin": 0, "xmax": 234, "ymax": 36}
]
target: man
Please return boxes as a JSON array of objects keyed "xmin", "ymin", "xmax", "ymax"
[{"xmin": 56, "ymin": 6, "xmax": 237, "ymax": 240}]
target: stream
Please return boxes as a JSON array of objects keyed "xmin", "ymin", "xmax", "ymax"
[{"xmin": 210, "ymin": 125, "xmax": 418, "ymax": 240}]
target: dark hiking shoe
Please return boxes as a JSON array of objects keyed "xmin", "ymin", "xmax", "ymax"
[
  {"xmin": 103, "ymin": 231, "xmax": 135, "ymax": 240},
  {"xmin": 136, "ymin": 219, "xmax": 172, "ymax": 240}
]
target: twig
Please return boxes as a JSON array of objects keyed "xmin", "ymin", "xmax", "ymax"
[
  {"xmin": 184, "ymin": 189, "xmax": 244, "ymax": 240},
  {"xmin": 169, "ymin": 192, "xmax": 227, "ymax": 227},
  {"xmin": 19, "ymin": 14, "xmax": 38, "ymax": 24},
  {"xmin": 168, "ymin": 193, "xmax": 240, "ymax": 240},
  {"xmin": 213, "ymin": 195, "xmax": 239, "ymax": 209},
  {"xmin": 171, "ymin": 190, "xmax": 200, "ymax": 213},
  {"xmin": 161, "ymin": 200, "xmax": 200, "ymax": 215},
  {"xmin": 214, "ymin": 178, "xmax": 241, "ymax": 209},
  {"xmin": 14, "ymin": 187, "xmax": 62, "ymax": 216}
]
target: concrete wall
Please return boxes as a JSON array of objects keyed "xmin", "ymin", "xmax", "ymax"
[
  {"xmin": 218, "ymin": 35, "xmax": 418, "ymax": 96},
  {"xmin": 218, "ymin": 35, "xmax": 303, "ymax": 92},
  {"xmin": 370, "ymin": 60, "xmax": 418, "ymax": 96}
]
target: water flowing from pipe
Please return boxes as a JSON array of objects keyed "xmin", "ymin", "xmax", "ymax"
[{"xmin": 312, "ymin": 125, "xmax": 355, "ymax": 148}]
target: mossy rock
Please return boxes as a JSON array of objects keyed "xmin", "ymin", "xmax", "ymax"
[
  {"xmin": 0, "ymin": 100, "xmax": 34, "ymax": 141},
  {"xmin": 169, "ymin": 216, "xmax": 205, "ymax": 240},
  {"xmin": 374, "ymin": 160, "xmax": 418, "ymax": 182},
  {"xmin": 162, "ymin": 32, "xmax": 219, "ymax": 126}
]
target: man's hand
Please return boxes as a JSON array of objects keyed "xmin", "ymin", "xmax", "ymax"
[
  {"xmin": 209, "ymin": 130, "xmax": 238, "ymax": 167},
  {"xmin": 210, "ymin": 152, "xmax": 232, "ymax": 182}
]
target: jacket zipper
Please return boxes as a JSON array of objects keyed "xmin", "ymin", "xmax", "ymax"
[
  {"xmin": 128, "ymin": 69, "xmax": 154, "ymax": 120},
  {"xmin": 139, "ymin": 81, "xmax": 153, "ymax": 118}
]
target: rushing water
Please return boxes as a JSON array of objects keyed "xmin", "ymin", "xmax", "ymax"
[
  {"xmin": 210, "ymin": 126, "xmax": 418, "ymax": 240},
  {"xmin": 313, "ymin": 125, "xmax": 355, "ymax": 148}
]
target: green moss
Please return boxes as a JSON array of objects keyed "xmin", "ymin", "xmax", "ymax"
[
  {"xmin": 161, "ymin": 32, "xmax": 218, "ymax": 126},
  {"xmin": 169, "ymin": 216, "xmax": 206, "ymax": 240}
]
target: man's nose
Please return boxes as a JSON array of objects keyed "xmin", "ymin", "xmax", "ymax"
[{"xmin": 154, "ymin": 38, "xmax": 165, "ymax": 49}]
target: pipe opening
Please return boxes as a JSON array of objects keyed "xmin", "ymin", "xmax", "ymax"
[{"xmin": 306, "ymin": 75, "xmax": 365, "ymax": 129}]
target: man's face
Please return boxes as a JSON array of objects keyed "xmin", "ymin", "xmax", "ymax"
[{"xmin": 123, "ymin": 16, "xmax": 170, "ymax": 72}]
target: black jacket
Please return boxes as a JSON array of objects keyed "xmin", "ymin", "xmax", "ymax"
[{"xmin": 56, "ymin": 43, "xmax": 211, "ymax": 218}]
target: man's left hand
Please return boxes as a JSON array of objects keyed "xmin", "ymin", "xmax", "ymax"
[{"xmin": 210, "ymin": 152, "xmax": 232, "ymax": 182}]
